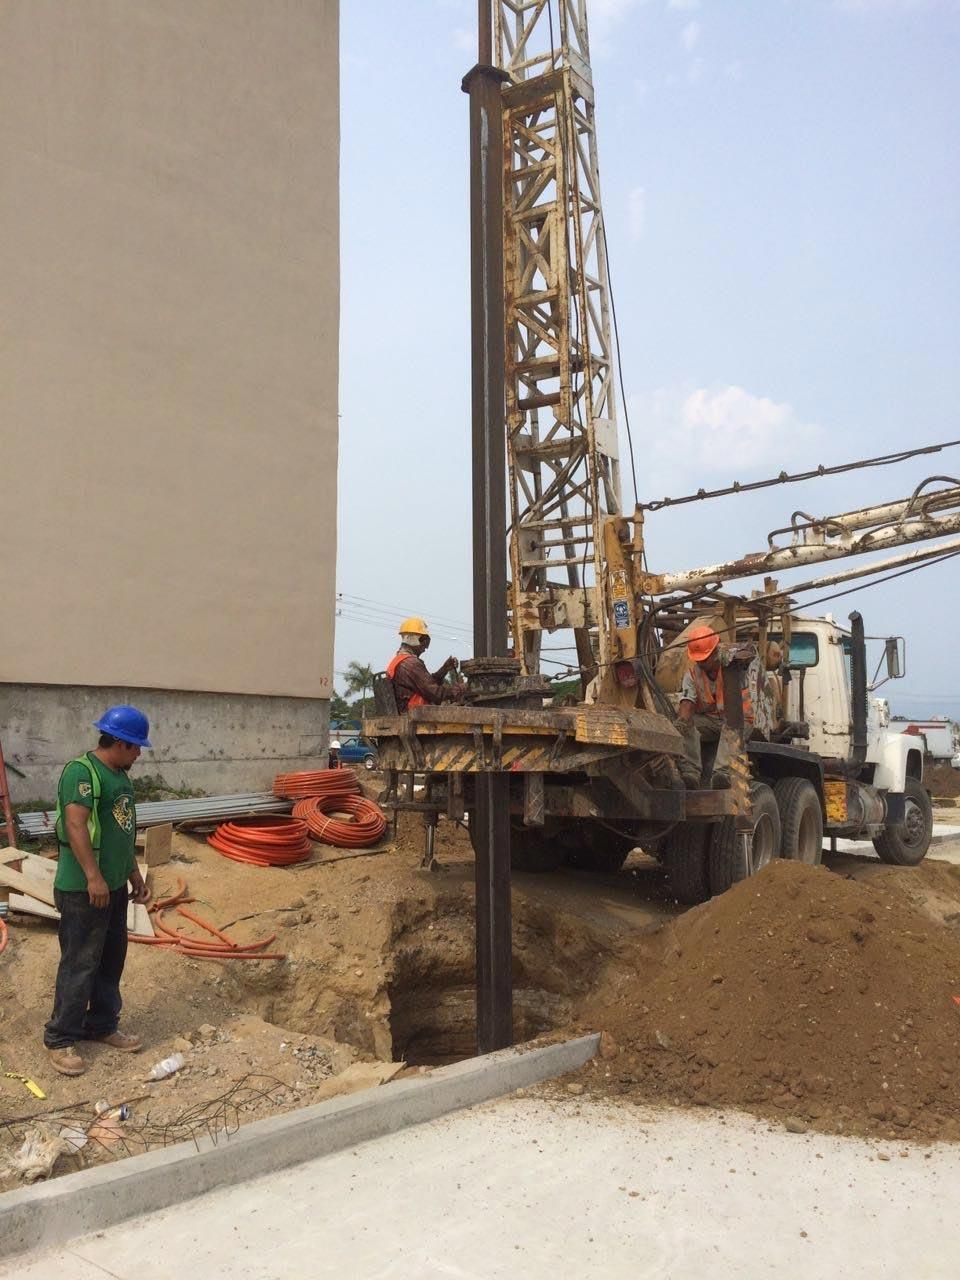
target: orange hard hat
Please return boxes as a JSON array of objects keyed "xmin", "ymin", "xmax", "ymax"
[{"xmin": 687, "ymin": 623, "xmax": 720, "ymax": 663}]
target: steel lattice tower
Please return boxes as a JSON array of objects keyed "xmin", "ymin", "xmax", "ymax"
[{"xmin": 496, "ymin": 1, "xmax": 623, "ymax": 685}]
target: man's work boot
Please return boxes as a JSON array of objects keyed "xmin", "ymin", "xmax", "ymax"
[
  {"xmin": 46, "ymin": 1046, "xmax": 85, "ymax": 1076},
  {"xmin": 678, "ymin": 764, "xmax": 702, "ymax": 790},
  {"xmin": 93, "ymin": 1031, "xmax": 142, "ymax": 1053},
  {"xmin": 711, "ymin": 770, "xmax": 731, "ymax": 790}
]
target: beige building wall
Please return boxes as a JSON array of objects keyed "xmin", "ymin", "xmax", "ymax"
[{"xmin": 0, "ymin": 0, "xmax": 338, "ymax": 701}]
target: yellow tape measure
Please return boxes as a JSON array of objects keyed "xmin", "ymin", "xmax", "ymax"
[{"xmin": 0, "ymin": 1060, "xmax": 46, "ymax": 1099}]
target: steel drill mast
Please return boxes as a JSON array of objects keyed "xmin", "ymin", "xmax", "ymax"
[{"xmin": 496, "ymin": 1, "xmax": 623, "ymax": 682}]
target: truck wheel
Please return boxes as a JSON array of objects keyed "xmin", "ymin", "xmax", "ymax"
[
  {"xmin": 709, "ymin": 782, "xmax": 782, "ymax": 895},
  {"xmin": 561, "ymin": 821, "xmax": 635, "ymax": 874},
  {"xmin": 873, "ymin": 777, "xmax": 932, "ymax": 866},
  {"xmin": 662, "ymin": 822, "xmax": 711, "ymax": 904},
  {"xmin": 773, "ymin": 778, "xmax": 823, "ymax": 865},
  {"xmin": 363, "ymin": 754, "xmax": 377, "ymax": 770}
]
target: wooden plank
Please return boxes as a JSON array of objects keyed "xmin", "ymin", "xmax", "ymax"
[
  {"xmin": 0, "ymin": 865, "xmax": 56, "ymax": 907},
  {"xmin": 0, "ymin": 849, "xmax": 57, "ymax": 878},
  {"xmin": 126, "ymin": 901, "xmax": 155, "ymax": 937},
  {"xmin": 9, "ymin": 893, "xmax": 60, "ymax": 921},
  {"xmin": 143, "ymin": 823, "xmax": 172, "ymax": 867},
  {"xmin": 20, "ymin": 853, "xmax": 56, "ymax": 881}
]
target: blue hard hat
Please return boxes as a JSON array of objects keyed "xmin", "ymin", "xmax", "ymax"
[{"xmin": 94, "ymin": 705, "xmax": 152, "ymax": 748}]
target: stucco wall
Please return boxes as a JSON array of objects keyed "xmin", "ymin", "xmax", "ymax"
[
  {"xmin": 0, "ymin": 685, "xmax": 330, "ymax": 804},
  {"xmin": 0, "ymin": 0, "xmax": 338, "ymax": 699}
]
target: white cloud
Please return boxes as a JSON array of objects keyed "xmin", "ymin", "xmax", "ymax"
[
  {"xmin": 629, "ymin": 385, "xmax": 822, "ymax": 497},
  {"xmin": 680, "ymin": 19, "xmax": 702, "ymax": 50},
  {"xmin": 686, "ymin": 55, "xmax": 704, "ymax": 83},
  {"xmin": 627, "ymin": 186, "xmax": 646, "ymax": 241},
  {"xmin": 589, "ymin": 0, "xmax": 649, "ymax": 51},
  {"xmin": 668, "ymin": 0, "xmax": 700, "ymax": 9}
]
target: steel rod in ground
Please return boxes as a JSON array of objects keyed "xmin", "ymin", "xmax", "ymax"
[{"xmin": 463, "ymin": 1, "xmax": 513, "ymax": 1054}]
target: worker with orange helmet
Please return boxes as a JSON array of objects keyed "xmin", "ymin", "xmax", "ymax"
[
  {"xmin": 677, "ymin": 623, "xmax": 758, "ymax": 789},
  {"xmin": 387, "ymin": 617, "xmax": 464, "ymax": 712}
]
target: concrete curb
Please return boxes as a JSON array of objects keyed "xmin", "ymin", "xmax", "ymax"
[{"xmin": 0, "ymin": 1033, "xmax": 599, "ymax": 1261}]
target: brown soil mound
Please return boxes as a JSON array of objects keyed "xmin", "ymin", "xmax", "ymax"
[
  {"xmin": 577, "ymin": 860, "xmax": 960, "ymax": 1139},
  {"xmin": 926, "ymin": 762, "xmax": 960, "ymax": 798}
]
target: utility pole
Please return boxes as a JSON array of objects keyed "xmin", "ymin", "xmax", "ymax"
[{"xmin": 462, "ymin": 0, "xmax": 513, "ymax": 1054}]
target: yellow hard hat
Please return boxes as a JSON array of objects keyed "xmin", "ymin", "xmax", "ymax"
[{"xmin": 399, "ymin": 616, "xmax": 430, "ymax": 637}]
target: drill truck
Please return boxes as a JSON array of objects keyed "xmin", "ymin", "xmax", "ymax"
[{"xmin": 366, "ymin": 1, "xmax": 960, "ymax": 902}]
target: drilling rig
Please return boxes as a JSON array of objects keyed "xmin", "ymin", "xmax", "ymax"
[{"xmin": 366, "ymin": 0, "xmax": 960, "ymax": 1045}]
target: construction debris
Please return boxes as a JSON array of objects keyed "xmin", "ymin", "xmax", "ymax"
[{"xmin": 3, "ymin": 1125, "xmax": 73, "ymax": 1182}]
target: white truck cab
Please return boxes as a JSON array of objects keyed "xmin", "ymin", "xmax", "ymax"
[{"xmin": 772, "ymin": 612, "xmax": 929, "ymax": 864}]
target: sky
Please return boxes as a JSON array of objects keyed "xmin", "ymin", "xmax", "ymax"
[{"xmin": 336, "ymin": 0, "xmax": 960, "ymax": 719}]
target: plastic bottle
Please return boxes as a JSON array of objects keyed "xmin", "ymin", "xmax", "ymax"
[{"xmin": 147, "ymin": 1053, "xmax": 184, "ymax": 1081}]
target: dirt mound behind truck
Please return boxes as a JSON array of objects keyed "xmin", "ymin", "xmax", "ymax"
[{"xmin": 577, "ymin": 859, "xmax": 960, "ymax": 1139}]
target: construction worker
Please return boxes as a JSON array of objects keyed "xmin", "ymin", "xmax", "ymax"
[
  {"xmin": 676, "ymin": 624, "xmax": 761, "ymax": 789},
  {"xmin": 43, "ymin": 705, "xmax": 153, "ymax": 1076},
  {"xmin": 387, "ymin": 618, "xmax": 464, "ymax": 712}
]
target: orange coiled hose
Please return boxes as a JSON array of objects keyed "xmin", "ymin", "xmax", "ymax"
[
  {"xmin": 207, "ymin": 816, "xmax": 312, "ymax": 868},
  {"xmin": 292, "ymin": 794, "xmax": 387, "ymax": 848},
  {"xmin": 273, "ymin": 769, "xmax": 360, "ymax": 800},
  {"xmin": 0, "ymin": 916, "xmax": 7, "ymax": 956}
]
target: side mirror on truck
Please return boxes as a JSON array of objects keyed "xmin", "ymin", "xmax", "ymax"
[
  {"xmin": 885, "ymin": 636, "xmax": 905, "ymax": 680},
  {"xmin": 868, "ymin": 636, "xmax": 905, "ymax": 690}
]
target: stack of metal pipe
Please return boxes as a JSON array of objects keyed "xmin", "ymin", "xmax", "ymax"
[{"xmin": 16, "ymin": 792, "xmax": 293, "ymax": 840}]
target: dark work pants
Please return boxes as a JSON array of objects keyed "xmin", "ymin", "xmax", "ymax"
[{"xmin": 44, "ymin": 885, "xmax": 129, "ymax": 1049}]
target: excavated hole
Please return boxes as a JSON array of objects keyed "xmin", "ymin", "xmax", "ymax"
[
  {"xmin": 223, "ymin": 891, "xmax": 612, "ymax": 1068},
  {"xmin": 386, "ymin": 897, "xmax": 605, "ymax": 1066},
  {"xmin": 387, "ymin": 954, "xmax": 572, "ymax": 1066}
]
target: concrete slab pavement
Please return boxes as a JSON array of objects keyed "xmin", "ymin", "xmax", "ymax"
[{"xmin": 4, "ymin": 1097, "xmax": 959, "ymax": 1280}]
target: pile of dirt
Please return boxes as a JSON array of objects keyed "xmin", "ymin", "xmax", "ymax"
[
  {"xmin": 926, "ymin": 762, "xmax": 960, "ymax": 798},
  {"xmin": 573, "ymin": 859, "xmax": 960, "ymax": 1139}
]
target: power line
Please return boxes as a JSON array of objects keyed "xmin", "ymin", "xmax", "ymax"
[
  {"xmin": 639, "ymin": 438, "xmax": 960, "ymax": 513},
  {"xmin": 336, "ymin": 592, "xmax": 472, "ymax": 633}
]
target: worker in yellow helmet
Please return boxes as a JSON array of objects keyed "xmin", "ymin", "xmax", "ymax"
[{"xmin": 386, "ymin": 618, "xmax": 463, "ymax": 712}]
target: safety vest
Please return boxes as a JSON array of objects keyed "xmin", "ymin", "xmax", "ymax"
[
  {"xmin": 386, "ymin": 651, "xmax": 428, "ymax": 710},
  {"xmin": 690, "ymin": 663, "xmax": 754, "ymax": 726},
  {"xmin": 54, "ymin": 755, "xmax": 103, "ymax": 859}
]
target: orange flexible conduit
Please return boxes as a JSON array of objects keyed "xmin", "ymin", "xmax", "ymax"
[
  {"xmin": 273, "ymin": 769, "xmax": 360, "ymax": 800},
  {"xmin": 127, "ymin": 879, "xmax": 284, "ymax": 962},
  {"xmin": 0, "ymin": 916, "xmax": 7, "ymax": 956},
  {"xmin": 292, "ymin": 794, "xmax": 387, "ymax": 848},
  {"xmin": 207, "ymin": 816, "xmax": 312, "ymax": 867}
]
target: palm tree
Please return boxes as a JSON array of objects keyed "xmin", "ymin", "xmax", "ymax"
[{"xmin": 342, "ymin": 661, "xmax": 375, "ymax": 718}]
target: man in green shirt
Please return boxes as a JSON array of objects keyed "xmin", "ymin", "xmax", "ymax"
[{"xmin": 44, "ymin": 705, "xmax": 152, "ymax": 1076}]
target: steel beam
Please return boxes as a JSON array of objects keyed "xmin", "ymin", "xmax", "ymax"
[{"xmin": 463, "ymin": 1, "xmax": 513, "ymax": 1054}]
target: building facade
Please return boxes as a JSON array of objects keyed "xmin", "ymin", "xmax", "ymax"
[{"xmin": 0, "ymin": 0, "xmax": 339, "ymax": 799}]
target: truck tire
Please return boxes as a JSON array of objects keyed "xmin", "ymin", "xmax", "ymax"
[
  {"xmin": 662, "ymin": 822, "xmax": 712, "ymax": 904},
  {"xmin": 561, "ymin": 821, "xmax": 635, "ymax": 874},
  {"xmin": 708, "ymin": 782, "xmax": 781, "ymax": 895},
  {"xmin": 873, "ymin": 777, "xmax": 932, "ymax": 866},
  {"xmin": 773, "ymin": 777, "xmax": 823, "ymax": 866}
]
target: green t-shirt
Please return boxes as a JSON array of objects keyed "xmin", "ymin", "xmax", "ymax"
[{"xmin": 55, "ymin": 752, "xmax": 136, "ymax": 893}]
